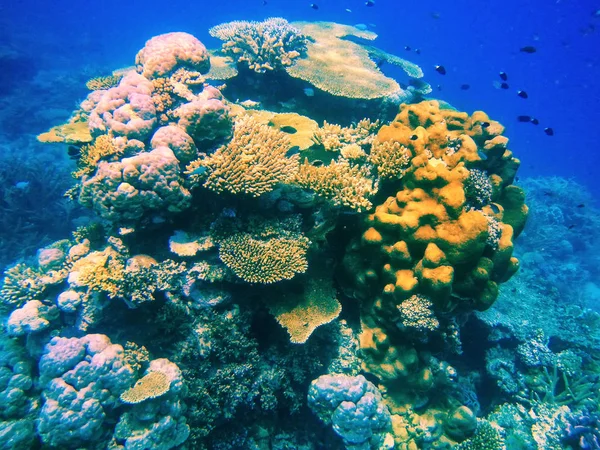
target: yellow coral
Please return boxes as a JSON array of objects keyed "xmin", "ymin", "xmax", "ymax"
[
  {"xmin": 286, "ymin": 22, "xmax": 402, "ymax": 99},
  {"xmin": 85, "ymin": 74, "xmax": 123, "ymax": 91},
  {"xmin": 295, "ymin": 157, "xmax": 377, "ymax": 212},
  {"xmin": 72, "ymin": 134, "xmax": 122, "ymax": 178},
  {"xmin": 268, "ymin": 274, "xmax": 342, "ymax": 344},
  {"xmin": 186, "ymin": 115, "xmax": 299, "ymax": 197},
  {"xmin": 37, "ymin": 120, "xmax": 92, "ymax": 144},
  {"xmin": 369, "ymin": 139, "xmax": 412, "ymax": 180},
  {"xmin": 218, "ymin": 232, "xmax": 309, "ymax": 284},
  {"xmin": 69, "ymin": 246, "xmax": 125, "ymax": 298},
  {"xmin": 120, "ymin": 371, "xmax": 170, "ymax": 404}
]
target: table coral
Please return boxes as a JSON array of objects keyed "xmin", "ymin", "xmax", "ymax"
[
  {"xmin": 120, "ymin": 370, "xmax": 170, "ymax": 404},
  {"xmin": 78, "ymin": 146, "xmax": 191, "ymax": 225},
  {"xmin": 135, "ymin": 32, "xmax": 210, "ymax": 80},
  {"xmin": 210, "ymin": 17, "xmax": 308, "ymax": 73},
  {"xmin": 287, "ymin": 22, "xmax": 405, "ymax": 100}
]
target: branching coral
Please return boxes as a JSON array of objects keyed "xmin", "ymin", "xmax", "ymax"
[
  {"xmin": 209, "ymin": 18, "xmax": 308, "ymax": 73},
  {"xmin": 186, "ymin": 115, "xmax": 299, "ymax": 197},
  {"xmin": 312, "ymin": 118, "xmax": 381, "ymax": 152},
  {"xmin": 369, "ymin": 138, "xmax": 412, "ymax": 180},
  {"xmin": 295, "ymin": 157, "xmax": 378, "ymax": 212},
  {"xmin": 72, "ymin": 134, "xmax": 123, "ymax": 178}
]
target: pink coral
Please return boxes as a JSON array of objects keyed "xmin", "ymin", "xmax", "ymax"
[
  {"xmin": 135, "ymin": 32, "xmax": 210, "ymax": 79},
  {"xmin": 87, "ymin": 72, "xmax": 157, "ymax": 140},
  {"xmin": 173, "ymin": 85, "xmax": 232, "ymax": 149},
  {"xmin": 78, "ymin": 147, "xmax": 191, "ymax": 225},
  {"xmin": 150, "ymin": 125, "xmax": 198, "ymax": 164}
]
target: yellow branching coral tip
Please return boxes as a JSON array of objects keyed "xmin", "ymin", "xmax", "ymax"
[
  {"xmin": 268, "ymin": 275, "xmax": 341, "ymax": 344},
  {"xmin": 73, "ymin": 134, "xmax": 122, "ymax": 178},
  {"xmin": 187, "ymin": 115, "xmax": 299, "ymax": 197},
  {"xmin": 218, "ymin": 232, "xmax": 309, "ymax": 284},
  {"xmin": 86, "ymin": 74, "xmax": 124, "ymax": 91},
  {"xmin": 120, "ymin": 371, "xmax": 170, "ymax": 404}
]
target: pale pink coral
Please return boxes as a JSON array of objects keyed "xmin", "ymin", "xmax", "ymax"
[
  {"xmin": 78, "ymin": 147, "xmax": 191, "ymax": 225},
  {"xmin": 88, "ymin": 72, "xmax": 157, "ymax": 140},
  {"xmin": 150, "ymin": 125, "xmax": 198, "ymax": 163},
  {"xmin": 173, "ymin": 85, "xmax": 232, "ymax": 149},
  {"xmin": 135, "ymin": 32, "xmax": 210, "ymax": 79}
]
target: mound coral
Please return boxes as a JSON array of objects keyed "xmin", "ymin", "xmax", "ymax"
[
  {"xmin": 78, "ymin": 146, "xmax": 191, "ymax": 225},
  {"xmin": 209, "ymin": 17, "xmax": 308, "ymax": 73},
  {"xmin": 135, "ymin": 32, "xmax": 210, "ymax": 79}
]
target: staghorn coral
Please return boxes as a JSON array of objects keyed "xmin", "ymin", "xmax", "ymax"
[
  {"xmin": 295, "ymin": 157, "xmax": 378, "ymax": 212},
  {"xmin": 209, "ymin": 18, "xmax": 308, "ymax": 73},
  {"xmin": 78, "ymin": 146, "xmax": 191, "ymax": 225},
  {"xmin": 120, "ymin": 371, "xmax": 170, "ymax": 404},
  {"xmin": 369, "ymin": 138, "xmax": 412, "ymax": 180},
  {"xmin": 312, "ymin": 118, "xmax": 381, "ymax": 152},
  {"xmin": 135, "ymin": 32, "xmax": 210, "ymax": 80},
  {"xmin": 267, "ymin": 274, "xmax": 342, "ymax": 344},
  {"xmin": 186, "ymin": 115, "xmax": 299, "ymax": 197},
  {"xmin": 72, "ymin": 133, "xmax": 123, "ymax": 178}
]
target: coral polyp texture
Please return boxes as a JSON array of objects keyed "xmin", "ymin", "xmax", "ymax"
[
  {"xmin": 209, "ymin": 17, "xmax": 308, "ymax": 73},
  {"xmin": 11, "ymin": 21, "xmax": 593, "ymax": 450}
]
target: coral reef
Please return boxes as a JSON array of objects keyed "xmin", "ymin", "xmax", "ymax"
[{"xmin": 9, "ymin": 22, "xmax": 597, "ymax": 450}]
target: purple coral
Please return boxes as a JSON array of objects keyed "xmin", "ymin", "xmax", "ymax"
[
  {"xmin": 135, "ymin": 32, "xmax": 210, "ymax": 79},
  {"xmin": 87, "ymin": 71, "xmax": 157, "ymax": 140},
  {"xmin": 564, "ymin": 409, "xmax": 600, "ymax": 450},
  {"xmin": 78, "ymin": 146, "xmax": 191, "ymax": 225},
  {"xmin": 173, "ymin": 85, "xmax": 232, "ymax": 149}
]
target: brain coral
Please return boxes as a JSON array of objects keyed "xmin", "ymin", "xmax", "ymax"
[
  {"xmin": 135, "ymin": 32, "xmax": 210, "ymax": 79},
  {"xmin": 78, "ymin": 146, "xmax": 191, "ymax": 225},
  {"xmin": 87, "ymin": 71, "xmax": 157, "ymax": 140}
]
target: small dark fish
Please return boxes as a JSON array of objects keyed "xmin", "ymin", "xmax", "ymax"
[
  {"xmin": 263, "ymin": 0, "xmax": 267, "ymax": 5},
  {"xmin": 520, "ymin": 46, "xmax": 537, "ymax": 53},
  {"xmin": 415, "ymin": 48, "xmax": 421, "ymax": 54},
  {"xmin": 311, "ymin": 159, "xmax": 324, "ymax": 167},
  {"xmin": 286, "ymin": 146, "xmax": 300, "ymax": 157},
  {"xmin": 365, "ymin": 0, "xmax": 375, "ymax": 6},
  {"xmin": 477, "ymin": 150, "xmax": 488, "ymax": 160},
  {"xmin": 499, "ymin": 71, "xmax": 508, "ymax": 81},
  {"xmin": 543, "ymin": 191, "xmax": 554, "ymax": 196},
  {"xmin": 517, "ymin": 115, "xmax": 532, "ymax": 122},
  {"xmin": 280, "ymin": 125, "xmax": 297, "ymax": 134},
  {"xmin": 437, "ymin": 85, "xmax": 442, "ymax": 91},
  {"xmin": 435, "ymin": 65, "xmax": 446, "ymax": 75},
  {"xmin": 568, "ymin": 224, "xmax": 576, "ymax": 230},
  {"xmin": 310, "ymin": 3, "xmax": 318, "ymax": 9},
  {"xmin": 405, "ymin": 45, "xmax": 411, "ymax": 51},
  {"xmin": 489, "ymin": 203, "xmax": 501, "ymax": 214},
  {"xmin": 544, "ymin": 127, "xmax": 554, "ymax": 136},
  {"xmin": 410, "ymin": 134, "xmax": 418, "ymax": 141},
  {"xmin": 593, "ymin": 9, "xmax": 600, "ymax": 17},
  {"xmin": 431, "ymin": 12, "xmax": 441, "ymax": 19},
  {"xmin": 577, "ymin": 203, "xmax": 585, "ymax": 208},
  {"xmin": 500, "ymin": 82, "xmax": 509, "ymax": 89},
  {"xmin": 517, "ymin": 90, "xmax": 528, "ymax": 99},
  {"xmin": 481, "ymin": 121, "xmax": 491, "ymax": 129},
  {"xmin": 531, "ymin": 118, "xmax": 539, "ymax": 125},
  {"xmin": 67, "ymin": 145, "xmax": 81, "ymax": 158},
  {"xmin": 515, "ymin": 176, "xmax": 520, "ymax": 182},
  {"xmin": 460, "ymin": 84, "xmax": 470, "ymax": 90},
  {"xmin": 375, "ymin": 58, "xmax": 385, "ymax": 68}
]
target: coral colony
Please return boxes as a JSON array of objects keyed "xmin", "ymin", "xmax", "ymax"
[{"xmin": 1, "ymin": 18, "xmax": 598, "ymax": 449}]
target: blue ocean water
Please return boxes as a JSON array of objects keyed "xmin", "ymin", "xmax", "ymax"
[{"xmin": 0, "ymin": 0, "xmax": 599, "ymax": 449}]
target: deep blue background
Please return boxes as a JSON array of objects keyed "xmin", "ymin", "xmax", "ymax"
[{"xmin": 2, "ymin": 0, "xmax": 599, "ymax": 198}]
